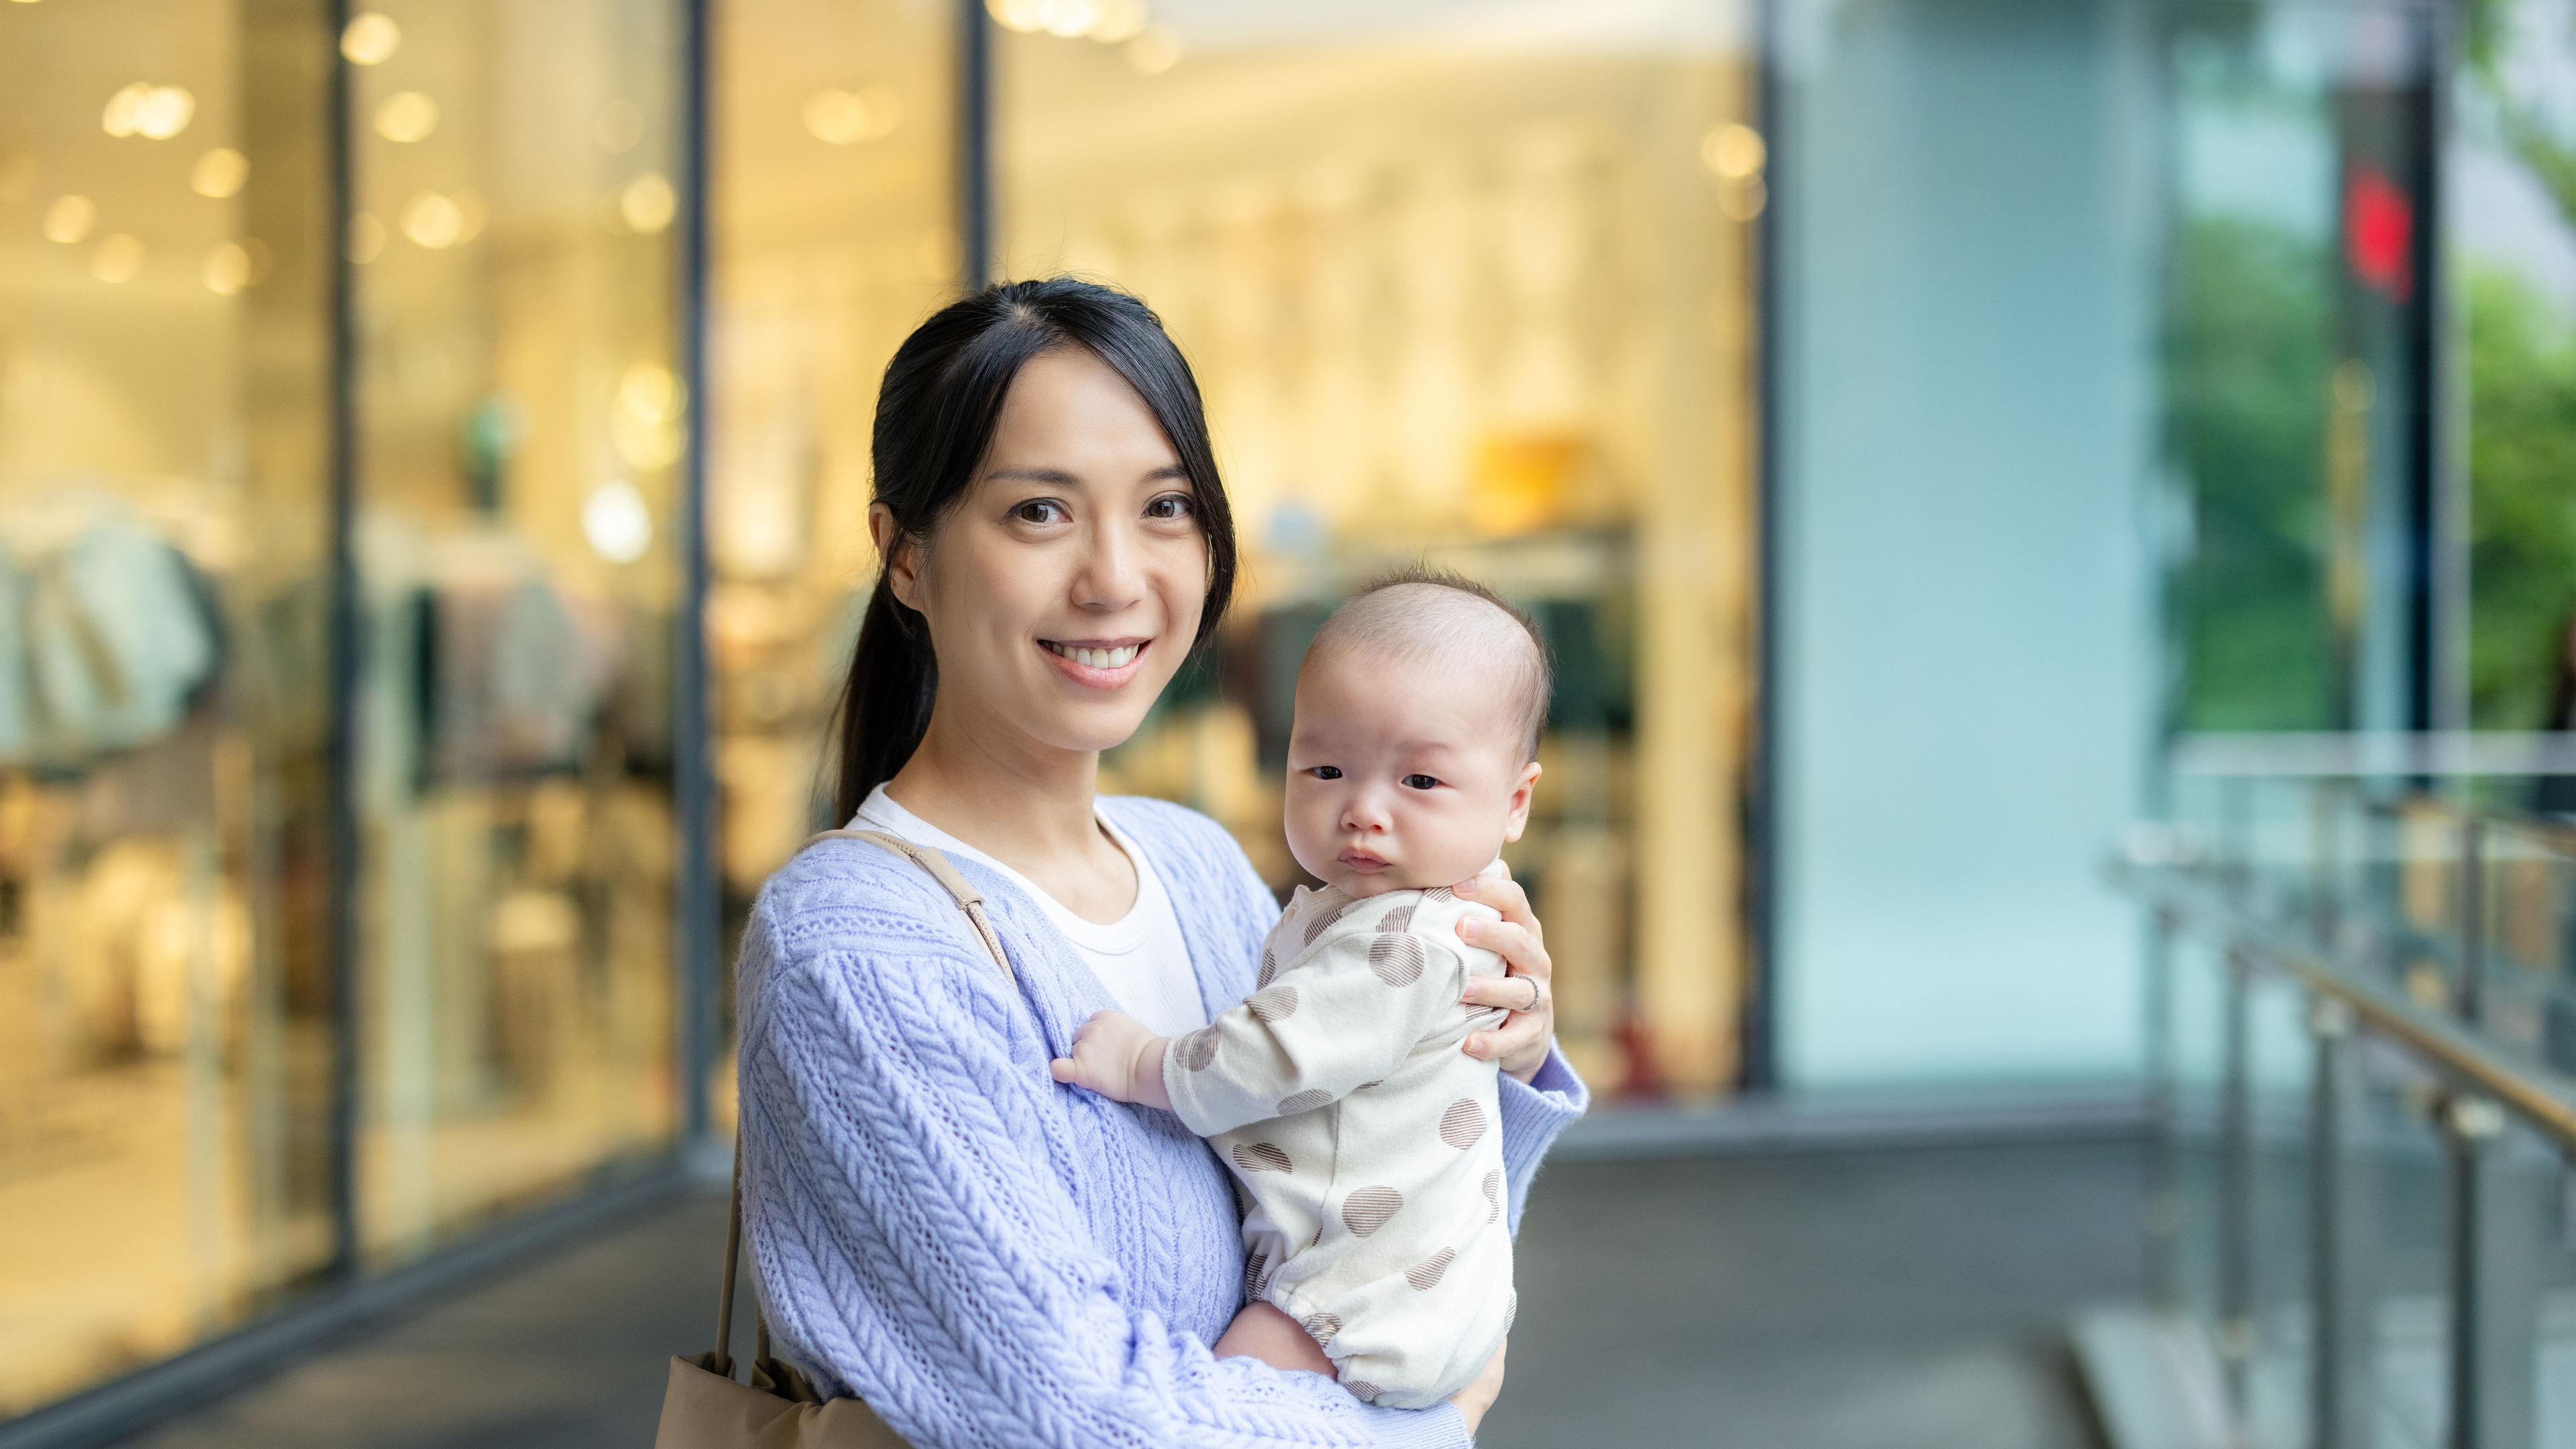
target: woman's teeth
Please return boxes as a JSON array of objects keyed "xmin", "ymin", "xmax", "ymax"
[{"xmin": 1045, "ymin": 642, "xmax": 1140, "ymax": 669}]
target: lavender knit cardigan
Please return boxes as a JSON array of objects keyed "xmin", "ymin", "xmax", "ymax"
[{"xmin": 737, "ymin": 795, "xmax": 1589, "ymax": 1448}]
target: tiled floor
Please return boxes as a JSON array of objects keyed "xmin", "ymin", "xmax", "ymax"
[{"xmin": 114, "ymin": 1136, "xmax": 2139, "ymax": 1449}]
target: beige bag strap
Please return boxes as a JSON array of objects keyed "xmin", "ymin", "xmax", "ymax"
[{"xmin": 715, "ymin": 828, "xmax": 1018, "ymax": 1379}]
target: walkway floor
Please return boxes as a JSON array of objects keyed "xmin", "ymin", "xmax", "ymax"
[{"xmin": 115, "ymin": 1136, "xmax": 2139, "ymax": 1449}]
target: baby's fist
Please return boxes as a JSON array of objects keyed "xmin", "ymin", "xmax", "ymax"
[{"xmin": 1049, "ymin": 1010, "xmax": 1169, "ymax": 1108}]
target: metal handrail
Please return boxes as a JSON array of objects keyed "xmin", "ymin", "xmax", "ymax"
[{"xmin": 2123, "ymin": 859, "xmax": 2576, "ymax": 1150}]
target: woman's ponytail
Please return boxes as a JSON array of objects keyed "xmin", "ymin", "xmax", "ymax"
[
  {"xmin": 830, "ymin": 578, "xmax": 937, "ymax": 823},
  {"xmin": 824, "ymin": 278, "xmax": 1237, "ymax": 823}
]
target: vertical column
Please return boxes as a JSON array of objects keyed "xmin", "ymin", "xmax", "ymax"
[
  {"xmin": 2309, "ymin": 993, "xmax": 2375, "ymax": 1449},
  {"xmin": 958, "ymin": 0, "xmax": 990, "ymax": 288},
  {"xmin": 675, "ymin": 0, "xmax": 718, "ymax": 1148},
  {"xmin": 322, "ymin": 0, "xmax": 363, "ymax": 1281},
  {"xmin": 2218, "ymin": 948, "xmax": 2253, "ymax": 1410}
]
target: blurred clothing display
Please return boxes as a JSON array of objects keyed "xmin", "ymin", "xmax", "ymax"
[{"xmin": 0, "ymin": 504, "xmax": 221, "ymax": 771}]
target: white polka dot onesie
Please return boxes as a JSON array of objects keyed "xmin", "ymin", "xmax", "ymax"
[{"xmin": 1161, "ymin": 879, "xmax": 1516, "ymax": 1409}]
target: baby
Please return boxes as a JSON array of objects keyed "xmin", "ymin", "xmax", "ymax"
[{"xmin": 1051, "ymin": 569, "xmax": 1549, "ymax": 1409}]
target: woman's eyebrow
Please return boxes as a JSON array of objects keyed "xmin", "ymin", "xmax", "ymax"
[{"xmin": 984, "ymin": 466, "xmax": 1081, "ymax": 485}]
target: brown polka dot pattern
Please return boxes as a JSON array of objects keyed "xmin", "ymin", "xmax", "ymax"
[
  {"xmin": 1368, "ymin": 935, "xmax": 1426, "ymax": 986},
  {"xmin": 1277, "ymin": 1089, "xmax": 1333, "ymax": 1116},
  {"xmin": 1438, "ymin": 1098, "xmax": 1485, "ymax": 1149},
  {"xmin": 1404, "ymin": 1246, "xmax": 1456, "ymax": 1291},
  {"xmin": 1340, "ymin": 1185, "xmax": 1402, "ymax": 1236},
  {"xmin": 1423, "ymin": 885, "xmax": 1456, "ymax": 902},
  {"xmin": 1172, "ymin": 1026, "xmax": 1220, "ymax": 1071},
  {"xmin": 1299, "ymin": 1311, "xmax": 1343, "ymax": 1345},
  {"xmin": 1256, "ymin": 948, "xmax": 1277, "ymax": 988},
  {"xmin": 1242, "ymin": 1250, "xmax": 1269, "ymax": 1299},
  {"xmin": 1232, "ymin": 1141, "xmax": 1292, "ymax": 1174},
  {"xmin": 1248, "ymin": 986, "xmax": 1298, "ymax": 1023},
  {"xmin": 1376, "ymin": 900, "xmax": 1416, "ymax": 932},
  {"xmin": 1344, "ymin": 1380, "xmax": 1383, "ymax": 1402},
  {"xmin": 1483, "ymin": 1168, "xmax": 1501, "ymax": 1222},
  {"xmin": 1301, "ymin": 899, "xmax": 1355, "ymax": 945}
]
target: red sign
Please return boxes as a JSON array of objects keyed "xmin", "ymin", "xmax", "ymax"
[{"xmin": 2345, "ymin": 162, "xmax": 2413, "ymax": 303}]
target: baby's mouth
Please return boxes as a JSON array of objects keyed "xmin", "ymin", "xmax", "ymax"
[{"xmin": 1339, "ymin": 848, "xmax": 1390, "ymax": 873}]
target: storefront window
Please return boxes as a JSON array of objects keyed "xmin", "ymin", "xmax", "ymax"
[
  {"xmin": 0, "ymin": 0, "xmax": 337, "ymax": 1409},
  {"xmin": 708, "ymin": 0, "xmax": 957, "ymax": 1112},
  {"xmin": 344, "ymin": 0, "xmax": 684, "ymax": 1259},
  {"xmin": 995, "ymin": 2, "xmax": 1762, "ymax": 1092}
]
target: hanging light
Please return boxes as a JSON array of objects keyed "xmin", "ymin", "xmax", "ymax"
[
  {"xmin": 191, "ymin": 148, "xmax": 248, "ymax": 198},
  {"xmin": 341, "ymin": 13, "xmax": 400, "ymax": 64},
  {"xmin": 42, "ymin": 194, "xmax": 95, "ymax": 243},
  {"xmin": 374, "ymin": 91, "xmax": 438, "ymax": 143}
]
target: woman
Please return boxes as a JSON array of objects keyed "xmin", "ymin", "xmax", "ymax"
[{"xmin": 737, "ymin": 278, "xmax": 1588, "ymax": 1447}]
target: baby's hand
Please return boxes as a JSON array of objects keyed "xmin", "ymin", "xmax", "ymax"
[{"xmin": 1049, "ymin": 1010, "xmax": 1172, "ymax": 1109}]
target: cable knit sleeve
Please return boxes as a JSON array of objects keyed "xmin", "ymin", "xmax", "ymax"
[{"xmin": 736, "ymin": 888, "xmax": 1473, "ymax": 1449}]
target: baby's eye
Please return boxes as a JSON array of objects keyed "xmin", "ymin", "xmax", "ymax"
[
  {"xmin": 1401, "ymin": 773, "xmax": 1440, "ymax": 790},
  {"xmin": 1309, "ymin": 765, "xmax": 1342, "ymax": 780}
]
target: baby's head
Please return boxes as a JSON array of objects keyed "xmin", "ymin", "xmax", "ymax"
[{"xmin": 1285, "ymin": 569, "xmax": 1550, "ymax": 899}]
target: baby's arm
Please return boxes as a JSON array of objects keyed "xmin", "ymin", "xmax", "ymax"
[
  {"xmin": 1213, "ymin": 1301, "xmax": 1338, "ymax": 1377},
  {"xmin": 1049, "ymin": 1010, "xmax": 1171, "ymax": 1108}
]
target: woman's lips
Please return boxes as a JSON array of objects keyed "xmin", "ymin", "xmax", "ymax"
[
  {"xmin": 1038, "ymin": 637, "xmax": 1149, "ymax": 689},
  {"xmin": 1338, "ymin": 848, "xmax": 1389, "ymax": 873}
]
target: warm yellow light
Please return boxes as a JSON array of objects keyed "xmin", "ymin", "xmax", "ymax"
[
  {"xmin": 204, "ymin": 241, "xmax": 252, "ymax": 295},
  {"xmin": 1126, "ymin": 24, "xmax": 1181, "ymax": 74},
  {"xmin": 1089, "ymin": 0, "xmax": 1148, "ymax": 42},
  {"xmin": 400, "ymin": 190, "xmax": 464, "ymax": 248},
  {"xmin": 191, "ymin": 147, "xmax": 248, "ymax": 198},
  {"xmin": 346, "ymin": 211, "xmax": 386, "ymax": 263},
  {"xmin": 374, "ymin": 91, "xmax": 438, "ymax": 144},
  {"xmin": 42, "ymin": 194, "xmax": 95, "ymax": 243},
  {"xmin": 91, "ymin": 233, "xmax": 144, "ymax": 282},
  {"xmin": 583, "ymin": 479, "xmax": 653, "ymax": 563},
  {"xmin": 0, "ymin": 154, "xmax": 31, "ymax": 202},
  {"xmin": 103, "ymin": 83, "xmax": 191, "ymax": 139},
  {"xmin": 987, "ymin": 0, "xmax": 1044, "ymax": 33},
  {"xmin": 452, "ymin": 189, "xmax": 486, "ymax": 243},
  {"xmin": 594, "ymin": 99, "xmax": 645, "ymax": 154},
  {"xmin": 619, "ymin": 363, "xmax": 684, "ymax": 422},
  {"xmin": 620, "ymin": 173, "xmax": 675, "ymax": 233},
  {"xmin": 802, "ymin": 87, "xmax": 900, "ymax": 146},
  {"xmin": 1701, "ymin": 123, "xmax": 1764, "ymax": 180},
  {"xmin": 341, "ymin": 13, "xmax": 400, "ymax": 65},
  {"xmin": 1040, "ymin": 0, "xmax": 1103, "ymax": 38}
]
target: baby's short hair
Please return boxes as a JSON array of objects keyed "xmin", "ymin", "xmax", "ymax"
[{"xmin": 1307, "ymin": 566, "xmax": 1553, "ymax": 762}]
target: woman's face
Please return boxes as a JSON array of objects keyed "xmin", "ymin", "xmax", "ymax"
[{"xmin": 879, "ymin": 346, "xmax": 1208, "ymax": 762}]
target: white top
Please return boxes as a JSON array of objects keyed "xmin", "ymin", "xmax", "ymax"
[{"xmin": 852, "ymin": 785, "xmax": 1210, "ymax": 1038}]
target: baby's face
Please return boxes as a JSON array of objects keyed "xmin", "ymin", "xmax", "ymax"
[{"xmin": 1283, "ymin": 645, "xmax": 1542, "ymax": 899}]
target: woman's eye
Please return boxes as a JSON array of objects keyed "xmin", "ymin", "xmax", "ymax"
[
  {"xmin": 1310, "ymin": 765, "xmax": 1342, "ymax": 780},
  {"xmin": 1402, "ymin": 773, "xmax": 1440, "ymax": 790},
  {"xmin": 1012, "ymin": 499, "xmax": 1067, "ymax": 525},
  {"xmin": 1145, "ymin": 492, "xmax": 1195, "ymax": 521}
]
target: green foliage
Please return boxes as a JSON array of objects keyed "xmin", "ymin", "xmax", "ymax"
[
  {"xmin": 2466, "ymin": 266, "xmax": 2576, "ymax": 727},
  {"xmin": 2165, "ymin": 215, "xmax": 2337, "ymax": 730}
]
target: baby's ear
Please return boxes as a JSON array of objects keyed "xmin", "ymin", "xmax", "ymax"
[{"xmin": 1501, "ymin": 758, "xmax": 1542, "ymax": 842}]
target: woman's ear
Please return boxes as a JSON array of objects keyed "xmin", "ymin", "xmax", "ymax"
[
  {"xmin": 869, "ymin": 502, "xmax": 924, "ymax": 611},
  {"xmin": 1500, "ymin": 758, "xmax": 1544, "ymax": 843}
]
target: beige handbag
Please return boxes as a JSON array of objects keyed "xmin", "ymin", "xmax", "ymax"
[{"xmin": 655, "ymin": 829, "xmax": 1018, "ymax": 1449}]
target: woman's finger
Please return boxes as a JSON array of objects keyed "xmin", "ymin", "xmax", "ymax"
[{"xmin": 1453, "ymin": 872, "xmax": 1542, "ymax": 947}]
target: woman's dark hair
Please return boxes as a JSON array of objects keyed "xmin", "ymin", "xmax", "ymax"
[{"xmin": 829, "ymin": 278, "xmax": 1237, "ymax": 821}]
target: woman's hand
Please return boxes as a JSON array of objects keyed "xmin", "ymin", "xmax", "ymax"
[
  {"xmin": 1449, "ymin": 1337, "xmax": 1507, "ymax": 1434},
  {"xmin": 1452, "ymin": 869, "xmax": 1554, "ymax": 1083}
]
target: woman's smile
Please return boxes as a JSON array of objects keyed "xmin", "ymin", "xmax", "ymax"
[{"xmin": 1039, "ymin": 635, "xmax": 1150, "ymax": 688}]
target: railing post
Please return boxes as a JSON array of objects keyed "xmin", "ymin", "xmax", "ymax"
[
  {"xmin": 2309, "ymin": 993, "xmax": 2371, "ymax": 1449},
  {"xmin": 2220, "ymin": 946, "xmax": 2255, "ymax": 1412}
]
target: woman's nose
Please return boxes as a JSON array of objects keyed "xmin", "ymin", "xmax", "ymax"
[{"xmin": 1071, "ymin": 517, "xmax": 1144, "ymax": 612}]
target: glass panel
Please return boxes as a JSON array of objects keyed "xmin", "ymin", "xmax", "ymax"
[
  {"xmin": 347, "ymin": 0, "xmax": 683, "ymax": 1260},
  {"xmin": 710, "ymin": 0, "xmax": 957, "ymax": 1122},
  {"xmin": 0, "ymin": 0, "xmax": 337, "ymax": 1409},
  {"xmin": 997, "ymin": 1, "xmax": 1760, "ymax": 1092},
  {"xmin": 2243, "ymin": 977, "xmax": 2317, "ymax": 1449},
  {"xmin": 2343, "ymin": 1033, "xmax": 2453, "ymax": 1449}
]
